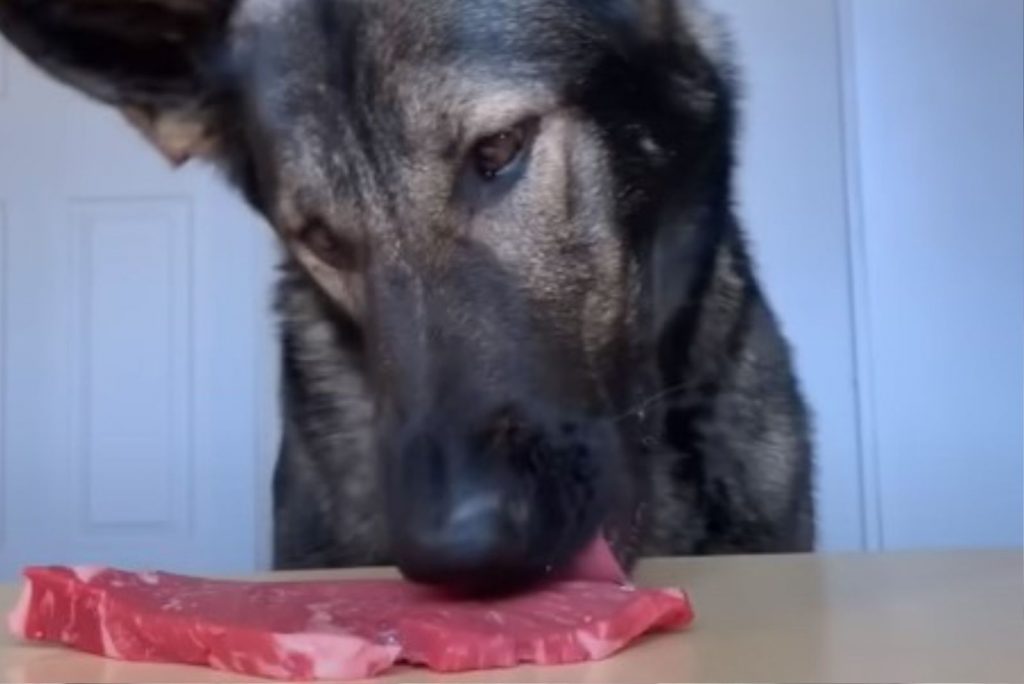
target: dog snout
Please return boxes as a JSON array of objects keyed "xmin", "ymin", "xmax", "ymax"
[
  {"xmin": 387, "ymin": 404, "xmax": 608, "ymax": 592},
  {"xmin": 394, "ymin": 488, "xmax": 523, "ymax": 589}
]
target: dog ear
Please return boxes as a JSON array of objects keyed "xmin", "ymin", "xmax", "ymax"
[
  {"xmin": 0, "ymin": 0, "xmax": 235, "ymax": 165},
  {"xmin": 635, "ymin": 0, "xmax": 733, "ymax": 66}
]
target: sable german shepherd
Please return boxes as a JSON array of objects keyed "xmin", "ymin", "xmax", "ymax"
[{"xmin": 0, "ymin": 0, "xmax": 814, "ymax": 591}]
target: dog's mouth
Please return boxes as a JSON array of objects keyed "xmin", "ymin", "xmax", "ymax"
[
  {"xmin": 556, "ymin": 533, "xmax": 627, "ymax": 584},
  {"xmin": 408, "ymin": 534, "xmax": 626, "ymax": 598}
]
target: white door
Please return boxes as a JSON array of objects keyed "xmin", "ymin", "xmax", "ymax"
[{"xmin": 0, "ymin": 42, "xmax": 278, "ymax": 579}]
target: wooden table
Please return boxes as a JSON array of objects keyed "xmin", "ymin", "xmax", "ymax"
[{"xmin": 1, "ymin": 550, "xmax": 1022, "ymax": 683}]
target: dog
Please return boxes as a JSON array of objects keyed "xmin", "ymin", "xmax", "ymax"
[{"xmin": 0, "ymin": 0, "xmax": 814, "ymax": 591}]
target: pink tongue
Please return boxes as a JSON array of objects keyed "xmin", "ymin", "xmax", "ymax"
[{"xmin": 560, "ymin": 534, "xmax": 628, "ymax": 584}]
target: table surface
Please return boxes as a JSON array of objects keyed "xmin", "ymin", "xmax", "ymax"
[{"xmin": 1, "ymin": 550, "xmax": 1022, "ymax": 683}]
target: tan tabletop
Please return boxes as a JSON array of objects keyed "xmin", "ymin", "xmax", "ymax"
[{"xmin": 1, "ymin": 550, "xmax": 1022, "ymax": 683}]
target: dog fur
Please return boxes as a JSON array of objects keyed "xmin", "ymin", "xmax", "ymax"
[{"xmin": 0, "ymin": 0, "xmax": 815, "ymax": 585}]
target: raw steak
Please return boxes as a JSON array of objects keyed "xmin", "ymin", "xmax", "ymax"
[{"xmin": 8, "ymin": 565, "xmax": 693, "ymax": 681}]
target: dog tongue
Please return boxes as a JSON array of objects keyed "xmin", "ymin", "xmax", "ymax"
[{"xmin": 561, "ymin": 534, "xmax": 628, "ymax": 584}]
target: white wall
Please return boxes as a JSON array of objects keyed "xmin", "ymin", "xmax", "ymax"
[
  {"xmin": 0, "ymin": 1, "xmax": 1020, "ymax": 578},
  {"xmin": 844, "ymin": 0, "xmax": 1023, "ymax": 549}
]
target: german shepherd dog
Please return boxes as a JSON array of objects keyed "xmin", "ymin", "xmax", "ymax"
[{"xmin": 1, "ymin": 0, "xmax": 814, "ymax": 591}]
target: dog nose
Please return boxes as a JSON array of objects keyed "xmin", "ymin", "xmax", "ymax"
[
  {"xmin": 387, "ymin": 406, "xmax": 546, "ymax": 591},
  {"xmin": 393, "ymin": 490, "xmax": 531, "ymax": 590},
  {"xmin": 386, "ymin": 402, "xmax": 616, "ymax": 592}
]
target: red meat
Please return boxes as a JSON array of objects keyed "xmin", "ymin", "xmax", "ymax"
[{"xmin": 8, "ymin": 565, "xmax": 693, "ymax": 681}]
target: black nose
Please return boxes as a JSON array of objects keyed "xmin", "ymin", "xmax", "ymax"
[
  {"xmin": 393, "ymin": 489, "xmax": 533, "ymax": 591},
  {"xmin": 386, "ymin": 404, "xmax": 613, "ymax": 593}
]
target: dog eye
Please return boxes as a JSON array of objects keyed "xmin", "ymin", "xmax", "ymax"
[
  {"xmin": 472, "ymin": 124, "xmax": 529, "ymax": 180},
  {"xmin": 300, "ymin": 219, "xmax": 356, "ymax": 270}
]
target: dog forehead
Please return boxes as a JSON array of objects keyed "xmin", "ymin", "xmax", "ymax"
[
  {"xmin": 227, "ymin": 0, "xmax": 572, "ymax": 137},
  {"xmin": 228, "ymin": 0, "xmax": 587, "ymax": 66},
  {"xmin": 224, "ymin": 0, "xmax": 591, "ymax": 210}
]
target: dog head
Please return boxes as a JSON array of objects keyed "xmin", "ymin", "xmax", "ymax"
[{"xmin": 1, "ymin": 0, "xmax": 736, "ymax": 590}]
